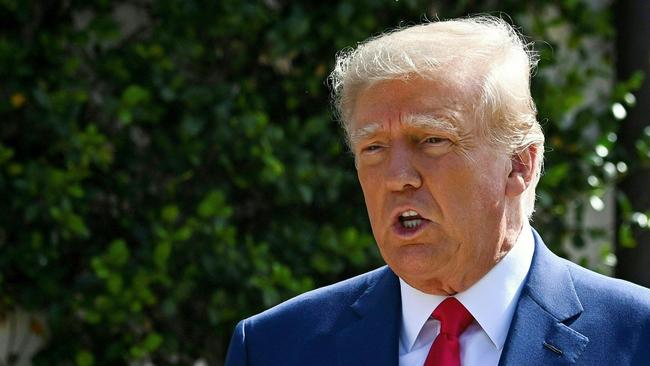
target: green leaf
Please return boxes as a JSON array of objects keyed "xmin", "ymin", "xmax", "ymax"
[
  {"xmin": 0, "ymin": 144, "xmax": 14, "ymax": 164},
  {"xmin": 67, "ymin": 213, "xmax": 90, "ymax": 237},
  {"xmin": 75, "ymin": 350, "xmax": 94, "ymax": 366},
  {"xmin": 618, "ymin": 224, "xmax": 636, "ymax": 248},
  {"xmin": 543, "ymin": 163, "xmax": 570, "ymax": 188},
  {"xmin": 107, "ymin": 240, "xmax": 129, "ymax": 267},
  {"xmin": 197, "ymin": 190, "xmax": 232, "ymax": 218},
  {"xmin": 106, "ymin": 273, "xmax": 123, "ymax": 294},
  {"xmin": 121, "ymin": 85, "xmax": 150, "ymax": 106},
  {"xmin": 143, "ymin": 333, "xmax": 163, "ymax": 352},
  {"xmin": 161, "ymin": 205, "xmax": 179, "ymax": 223},
  {"xmin": 153, "ymin": 241, "xmax": 172, "ymax": 269}
]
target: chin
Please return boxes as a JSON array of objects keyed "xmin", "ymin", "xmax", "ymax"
[
  {"xmin": 381, "ymin": 241, "xmax": 466, "ymax": 292},
  {"xmin": 385, "ymin": 250, "xmax": 441, "ymax": 279}
]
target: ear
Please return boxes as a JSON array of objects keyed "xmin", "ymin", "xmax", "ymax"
[{"xmin": 505, "ymin": 145, "xmax": 539, "ymax": 198}]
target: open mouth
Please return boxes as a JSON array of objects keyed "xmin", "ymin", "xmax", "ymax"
[{"xmin": 397, "ymin": 210, "xmax": 427, "ymax": 230}]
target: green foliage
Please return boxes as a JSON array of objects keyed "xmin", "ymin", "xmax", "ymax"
[{"xmin": 0, "ymin": 0, "xmax": 643, "ymax": 364}]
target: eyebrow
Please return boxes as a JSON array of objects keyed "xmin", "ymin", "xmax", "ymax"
[
  {"xmin": 404, "ymin": 114, "xmax": 460, "ymax": 135},
  {"xmin": 349, "ymin": 123, "xmax": 382, "ymax": 146},
  {"xmin": 349, "ymin": 114, "xmax": 461, "ymax": 146}
]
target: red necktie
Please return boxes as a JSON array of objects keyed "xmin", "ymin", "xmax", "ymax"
[{"xmin": 424, "ymin": 297, "xmax": 474, "ymax": 366}]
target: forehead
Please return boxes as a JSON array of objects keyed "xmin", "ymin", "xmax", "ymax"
[{"xmin": 349, "ymin": 77, "xmax": 479, "ymax": 133}]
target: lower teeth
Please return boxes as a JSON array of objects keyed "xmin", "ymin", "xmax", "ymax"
[{"xmin": 402, "ymin": 219, "xmax": 422, "ymax": 229}]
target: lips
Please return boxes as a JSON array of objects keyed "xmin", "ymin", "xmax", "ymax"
[{"xmin": 392, "ymin": 208, "xmax": 431, "ymax": 237}]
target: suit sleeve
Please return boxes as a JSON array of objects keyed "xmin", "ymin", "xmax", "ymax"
[{"xmin": 224, "ymin": 319, "xmax": 248, "ymax": 366}]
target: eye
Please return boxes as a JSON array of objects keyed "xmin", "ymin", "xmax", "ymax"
[
  {"xmin": 422, "ymin": 136, "xmax": 449, "ymax": 145},
  {"xmin": 362, "ymin": 144, "xmax": 383, "ymax": 153}
]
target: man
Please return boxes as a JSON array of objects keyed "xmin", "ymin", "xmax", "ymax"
[{"xmin": 225, "ymin": 16, "xmax": 650, "ymax": 365}]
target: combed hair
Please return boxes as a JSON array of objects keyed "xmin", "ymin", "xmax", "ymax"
[{"xmin": 328, "ymin": 15, "xmax": 545, "ymax": 218}]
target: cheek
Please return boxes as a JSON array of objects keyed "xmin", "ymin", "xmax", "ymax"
[
  {"xmin": 466, "ymin": 170, "xmax": 504, "ymax": 208},
  {"xmin": 476, "ymin": 155, "xmax": 509, "ymax": 198},
  {"xmin": 357, "ymin": 169, "xmax": 382, "ymax": 215},
  {"xmin": 438, "ymin": 155, "xmax": 506, "ymax": 217}
]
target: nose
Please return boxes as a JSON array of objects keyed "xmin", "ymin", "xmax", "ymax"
[{"xmin": 385, "ymin": 143, "xmax": 422, "ymax": 192}]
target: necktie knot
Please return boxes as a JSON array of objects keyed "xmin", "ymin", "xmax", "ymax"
[{"xmin": 432, "ymin": 297, "xmax": 473, "ymax": 336}]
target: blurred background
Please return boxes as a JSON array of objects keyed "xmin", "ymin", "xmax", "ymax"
[{"xmin": 1, "ymin": 0, "xmax": 649, "ymax": 365}]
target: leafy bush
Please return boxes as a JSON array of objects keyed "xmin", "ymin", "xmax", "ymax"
[{"xmin": 0, "ymin": 1, "xmax": 643, "ymax": 364}]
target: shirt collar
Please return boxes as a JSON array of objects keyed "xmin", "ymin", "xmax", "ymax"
[{"xmin": 399, "ymin": 222, "xmax": 535, "ymax": 352}]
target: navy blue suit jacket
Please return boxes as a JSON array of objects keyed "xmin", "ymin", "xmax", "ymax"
[{"xmin": 225, "ymin": 229, "xmax": 650, "ymax": 365}]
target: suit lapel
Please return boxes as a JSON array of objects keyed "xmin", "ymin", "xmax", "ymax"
[
  {"xmin": 499, "ymin": 229, "xmax": 589, "ymax": 365},
  {"xmin": 335, "ymin": 267, "xmax": 401, "ymax": 366}
]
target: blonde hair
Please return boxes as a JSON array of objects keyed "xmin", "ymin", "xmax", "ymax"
[{"xmin": 329, "ymin": 15, "xmax": 545, "ymax": 218}]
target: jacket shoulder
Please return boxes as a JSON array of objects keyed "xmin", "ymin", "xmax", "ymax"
[
  {"xmin": 563, "ymin": 258, "xmax": 650, "ymax": 362},
  {"xmin": 564, "ymin": 258, "xmax": 650, "ymax": 310},
  {"xmin": 227, "ymin": 266, "xmax": 398, "ymax": 365},
  {"xmin": 246, "ymin": 266, "xmax": 391, "ymax": 332}
]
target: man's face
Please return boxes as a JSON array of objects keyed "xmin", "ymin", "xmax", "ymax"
[{"xmin": 350, "ymin": 77, "xmax": 518, "ymax": 295}]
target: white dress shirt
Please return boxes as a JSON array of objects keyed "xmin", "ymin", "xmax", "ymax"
[{"xmin": 398, "ymin": 223, "xmax": 535, "ymax": 366}]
